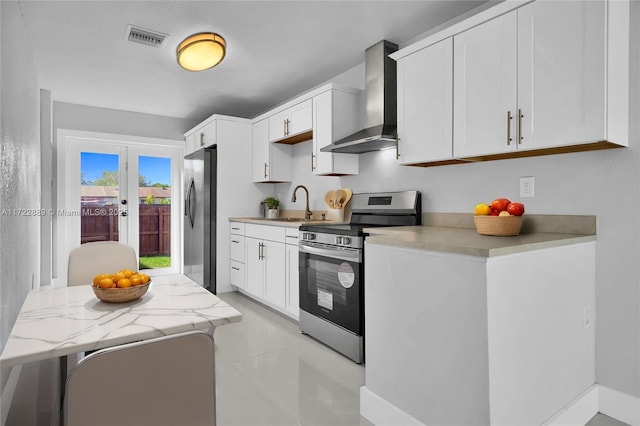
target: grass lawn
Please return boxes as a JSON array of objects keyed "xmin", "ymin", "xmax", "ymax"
[{"xmin": 139, "ymin": 255, "xmax": 171, "ymax": 269}]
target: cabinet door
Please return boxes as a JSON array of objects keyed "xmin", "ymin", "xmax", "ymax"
[
  {"xmin": 288, "ymin": 99, "xmax": 312, "ymax": 136},
  {"xmin": 230, "ymin": 260, "xmax": 245, "ymax": 289},
  {"xmin": 252, "ymin": 119, "xmax": 270, "ymax": 182},
  {"xmin": 312, "ymin": 90, "xmax": 359, "ymax": 176},
  {"xmin": 268, "ymin": 110, "xmax": 289, "ymax": 142},
  {"xmin": 245, "ymin": 237, "xmax": 264, "ymax": 299},
  {"xmin": 185, "ymin": 132, "xmax": 197, "ymax": 156},
  {"xmin": 454, "ymin": 12, "xmax": 518, "ymax": 157},
  {"xmin": 397, "ymin": 38, "xmax": 453, "ymax": 164},
  {"xmin": 285, "ymin": 243, "xmax": 299, "ymax": 318},
  {"xmin": 517, "ymin": 0, "xmax": 606, "ymax": 150},
  {"xmin": 263, "ymin": 240, "xmax": 286, "ymax": 309}
]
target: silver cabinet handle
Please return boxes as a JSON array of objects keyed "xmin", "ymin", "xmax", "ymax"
[
  {"xmin": 200, "ymin": 132, "xmax": 205, "ymax": 147},
  {"xmin": 263, "ymin": 162, "xmax": 268, "ymax": 179},
  {"xmin": 518, "ymin": 109, "xmax": 524, "ymax": 144},
  {"xmin": 507, "ymin": 111, "xmax": 513, "ymax": 146},
  {"xmin": 311, "ymin": 153, "xmax": 315, "ymax": 171},
  {"xmin": 231, "ymin": 266, "xmax": 240, "ymax": 271},
  {"xmin": 396, "ymin": 136, "xmax": 401, "ymax": 160},
  {"xmin": 231, "ymin": 240, "xmax": 239, "ymax": 243}
]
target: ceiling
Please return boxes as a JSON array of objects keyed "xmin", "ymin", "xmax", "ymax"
[{"xmin": 18, "ymin": 1, "xmax": 490, "ymax": 123}]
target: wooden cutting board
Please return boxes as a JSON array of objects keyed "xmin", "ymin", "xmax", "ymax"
[{"xmin": 325, "ymin": 190, "xmax": 335, "ymax": 208}]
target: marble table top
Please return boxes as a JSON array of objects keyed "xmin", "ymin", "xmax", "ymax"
[{"xmin": 0, "ymin": 274, "xmax": 242, "ymax": 367}]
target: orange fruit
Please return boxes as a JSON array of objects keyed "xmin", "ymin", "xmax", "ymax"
[
  {"xmin": 93, "ymin": 274, "xmax": 111, "ymax": 286},
  {"xmin": 112, "ymin": 272, "xmax": 126, "ymax": 283},
  {"xmin": 129, "ymin": 276, "xmax": 142, "ymax": 286},
  {"xmin": 120, "ymin": 269, "xmax": 135, "ymax": 278},
  {"xmin": 97, "ymin": 277, "xmax": 115, "ymax": 289},
  {"xmin": 139, "ymin": 274, "xmax": 150, "ymax": 284},
  {"xmin": 117, "ymin": 278, "xmax": 132, "ymax": 288}
]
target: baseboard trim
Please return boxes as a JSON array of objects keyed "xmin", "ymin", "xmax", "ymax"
[
  {"xmin": 544, "ymin": 385, "xmax": 599, "ymax": 425},
  {"xmin": 360, "ymin": 386, "xmax": 424, "ymax": 426},
  {"xmin": 1, "ymin": 365, "xmax": 23, "ymax": 426},
  {"xmin": 361, "ymin": 384, "xmax": 639, "ymax": 426},
  {"xmin": 599, "ymin": 385, "xmax": 640, "ymax": 425}
]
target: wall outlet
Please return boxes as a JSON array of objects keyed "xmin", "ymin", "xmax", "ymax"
[{"xmin": 520, "ymin": 176, "xmax": 535, "ymax": 198}]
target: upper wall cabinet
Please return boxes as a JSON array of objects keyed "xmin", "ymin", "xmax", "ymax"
[
  {"xmin": 453, "ymin": 0, "xmax": 607, "ymax": 158},
  {"xmin": 391, "ymin": 0, "xmax": 629, "ymax": 167},
  {"xmin": 184, "ymin": 120, "xmax": 217, "ymax": 156},
  {"xmin": 396, "ymin": 38, "xmax": 453, "ymax": 165},
  {"xmin": 269, "ymin": 99, "xmax": 313, "ymax": 144},
  {"xmin": 312, "ymin": 88, "xmax": 360, "ymax": 176},
  {"xmin": 252, "ymin": 118, "xmax": 292, "ymax": 183}
]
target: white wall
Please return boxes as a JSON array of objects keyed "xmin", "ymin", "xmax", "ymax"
[
  {"xmin": 0, "ymin": 0, "xmax": 42, "ymax": 398},
  {"xmin": 277, "ymin": 2, "xmax": 640, "ymax": 400}
]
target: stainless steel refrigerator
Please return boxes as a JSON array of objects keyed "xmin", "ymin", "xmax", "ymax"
[{"xmin": 184, "ymin": 147, "xmax": 216, "ymax": 293}]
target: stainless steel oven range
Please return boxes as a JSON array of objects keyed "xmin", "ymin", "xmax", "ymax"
[{"xmin": 298, "ymin": 191, "xmax": 421, "ymax": 363}]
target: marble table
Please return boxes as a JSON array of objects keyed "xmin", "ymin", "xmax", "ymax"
[{"xmin": 0, "ymin": 274, "xmax": 242, "ymax": 368}]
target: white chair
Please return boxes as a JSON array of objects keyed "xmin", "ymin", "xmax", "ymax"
[
  {"xmin": 67, "ymin": 241, "xmax": 138, "ymax": 286},
  {"xmin": 65, "ymin": 331, "xmax": 216, "ymax": 426}
]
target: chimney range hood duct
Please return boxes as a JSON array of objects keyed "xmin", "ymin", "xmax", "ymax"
[{"xmin": 321, "ymin": 40, "xmax": 398, "ymax": 154}]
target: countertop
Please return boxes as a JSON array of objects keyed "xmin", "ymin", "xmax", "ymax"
[
  {"xmin": 0, "ymin": 274, "xmax": 242, "ymax": 367},
  {"xmin": 229, "ymin": 216, "xmax": 343, "ymax": 228},
  {"xmin": 364, "ymin": 213, "xmax": 597, "ymax": 258}
]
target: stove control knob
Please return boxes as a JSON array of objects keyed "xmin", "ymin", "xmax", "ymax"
[
  {"xmin": 303, "ymin": 232, "xmax": 315, "ymax": 241},
  {"xmin": 335, "ymin": 236, "xmax": 343, "ymax": 245},
  {"xmin": 341, "ymin": 237, "xmax": 351, "ymax": 245}
]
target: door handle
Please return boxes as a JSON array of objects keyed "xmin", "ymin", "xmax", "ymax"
[
  {"xmin": 518, "ymin": 109, "xmax": 524, "ymax": 144},
  {"xmin": 507, "ymin": 111, "xmax": 513, "ymax": 146}
]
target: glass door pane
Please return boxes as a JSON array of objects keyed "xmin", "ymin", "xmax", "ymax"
[
  {"xmin": 80, "ymin": 152, "xmax": 121, "ymax": 244},
  {"xmin": 137, "ymin": 155, "xmax": 172, "ymax": 270}
]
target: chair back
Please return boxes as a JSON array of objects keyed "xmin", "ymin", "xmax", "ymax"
[
  {"xmin": 65, "ymin": 331, "xmax": 216, "ymax": 426},
  {"xmin": 67, "ymin": 241, "xmax": 137, "ymax": 286}
]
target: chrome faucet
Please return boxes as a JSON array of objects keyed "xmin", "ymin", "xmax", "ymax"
[{"xmin": 291, "ymin": 185, "xmax": 312, "ymax": 220}]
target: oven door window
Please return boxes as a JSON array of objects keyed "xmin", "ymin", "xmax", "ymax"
[{"xmin": 299, "ymin": 251, "xmax": 362, "ymax": 334}]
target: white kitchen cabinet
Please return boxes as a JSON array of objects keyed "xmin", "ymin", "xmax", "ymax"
[
  {"xmin": 285, "ymin": 228, "xmax": 299, "ymax": 319},
  {"xmin": 244, "ymin": 224, "xmax": 287, "ymax": 311},
  {"xmin": 185, "ymin": 121, "xmax": 218, "ymax": 156},
  {"xmin": 229, "ymin": 222, "xmax": 246, "ymax": 290},
  {"xmin": 252, "ymin": 118, "xmax": 292, "ymax": 183},
  {"xmin": 312, "ymin": 88, "xmax": 360, "ymax": 176},
  {"xmin": 363, "ymin": 241, "xmax": 595, "ymax": 425},
  {"xmin": 453, "ymin": 0, "xmax": 606, "ymax": 157},
  {"xmin": 269, "ymin": 99, "xmax": 312, "ymax": 143},
  {"xmin": 396, "ymin": 38, "xmax": 453, "ymax": 164}
]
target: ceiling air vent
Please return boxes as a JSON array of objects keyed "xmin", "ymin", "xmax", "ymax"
[{"xmin": 126, "ymin": 25, "xmax": 168, "ymax": 48}]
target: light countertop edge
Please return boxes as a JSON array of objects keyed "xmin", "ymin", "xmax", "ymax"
[{"xmin": 364, "ymin": 226, "xmax": 597, "ymax": 258}]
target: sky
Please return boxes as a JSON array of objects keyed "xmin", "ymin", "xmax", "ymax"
[{"xmin": 81, "ymin": 152, "xmax": 171, "ymax": 186}]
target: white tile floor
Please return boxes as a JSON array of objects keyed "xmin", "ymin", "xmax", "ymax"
[
  {"xmin": 215, "ymin": 292, "xmax": 630, "ymax": 426},
  {"xmin": 215, "ymin": 291, "xmax": 372, "ymax": 426}
]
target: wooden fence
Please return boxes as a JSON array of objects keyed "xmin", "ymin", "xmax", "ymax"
[{"xmin": 81, "ymin": 204, "xmax": 171, "ymax": 256}]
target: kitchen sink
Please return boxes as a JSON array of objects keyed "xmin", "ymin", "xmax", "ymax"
[{"xmin": 277, "ymin": 217, "xmax": 308, "ymax": 222}]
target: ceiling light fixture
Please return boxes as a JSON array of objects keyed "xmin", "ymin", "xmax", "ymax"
[{"xmin": 176, "ymin": 32, "xmax": 226, "ymax": 72}]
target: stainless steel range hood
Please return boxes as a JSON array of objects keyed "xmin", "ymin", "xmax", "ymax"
[{"xmin": 321, "ymin": 40, "xmax": 398, "ymax": 154}]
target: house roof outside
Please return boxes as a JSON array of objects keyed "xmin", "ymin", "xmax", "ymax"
[{"xmin": 81, "ymin": 185, "xmax": 171, "ymax": 199}]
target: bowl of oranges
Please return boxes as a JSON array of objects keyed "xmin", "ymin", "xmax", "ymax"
[{"xmin": 91, "ymin": 269, "xmax": 151, "ymax": 303}]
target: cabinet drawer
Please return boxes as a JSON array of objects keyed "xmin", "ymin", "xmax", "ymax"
[
  {"xmin": 230, "ymin": 260, "xmax": 245, "ymax": 289},
  {"xmin": 230, "ymin": 235, "xmax": 245, "ymax": 261},
  {"xmin": 229, "ymin": 222, "xmax": 245, "ymax": 235},
  {"xmin": 245, "ymin": 223, "xmax": 286, "ymax": 243},
  {"xmin": 285, "ymin": 226, "xmax": 299, "ymax": 243}
]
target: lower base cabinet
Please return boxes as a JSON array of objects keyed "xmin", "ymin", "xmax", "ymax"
[
  {"xmin": 362, "ymin": 241, "xmax": 595, "ymax": 425},
  {"xmin": 236, "ymin": 223, "xmax": 299, "ymax": 320}
]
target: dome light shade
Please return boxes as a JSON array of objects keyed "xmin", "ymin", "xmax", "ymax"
[{"xmin": 177, "ymin": 32, "xmax": 226, "ymax": 71}]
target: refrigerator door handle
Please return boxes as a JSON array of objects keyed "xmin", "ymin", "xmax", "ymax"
[{"xmin": 187, "ymin": 177, "xmax": 195, "ymax": 228}]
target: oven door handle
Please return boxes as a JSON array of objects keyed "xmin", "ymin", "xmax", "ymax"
[{"xmin": 299, "ymin": 243, "xmax": 362, "ymax": 263}]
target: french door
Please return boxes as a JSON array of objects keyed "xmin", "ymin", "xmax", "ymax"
[{"xmin": 56, "ymin": 130, "xmax": 183, "ymax": 286}]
